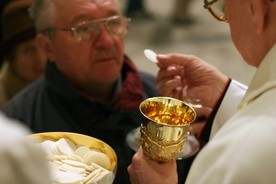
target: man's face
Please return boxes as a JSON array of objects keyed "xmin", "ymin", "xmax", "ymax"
[
  {"xmin": 225, "ymin": 0, "xmax": 257, "ymax": 65},
  {"xmin": 48, "ymin": 0, "xmax": 125, "ymax": 88}
]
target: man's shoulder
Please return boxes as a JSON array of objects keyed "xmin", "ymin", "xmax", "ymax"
[
  {"xmin": 2, "ymin": 78, "xmax": 44, "ymax": 114},
  {"xmin": 13, "ymin": 78, "xmax": 44, "ymax": 100}
]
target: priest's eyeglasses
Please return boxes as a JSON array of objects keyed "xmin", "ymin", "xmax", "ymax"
[{"xmin": 204, "ymin": 0, "xmax": 226, "ymax": 21}]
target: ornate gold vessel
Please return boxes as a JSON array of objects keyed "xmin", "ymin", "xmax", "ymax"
[
  {"xmin": 139, "ymin": 97, "xmax": 196, "ymax": 162},
  {"xmin": 28, "ymin": 132, "xmax": 117, "ymax": 180}
]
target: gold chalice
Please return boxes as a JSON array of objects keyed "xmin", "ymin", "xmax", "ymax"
[{"xmin": 139, "ymin": 97, "xmax": 196, "ymax": 162}]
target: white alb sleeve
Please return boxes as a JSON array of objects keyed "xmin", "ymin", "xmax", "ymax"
[
  {"xmin": 210, "ymin": 80, "xmax": 247, "ymax": 139},
  {"xmin": 0, "ymin": 114, "xmax": 52, "ymax": 184}
]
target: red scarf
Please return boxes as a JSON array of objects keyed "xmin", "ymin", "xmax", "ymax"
[{"xmin": 113, "ymin": 56, "xmax": 144, "ymax": 110}]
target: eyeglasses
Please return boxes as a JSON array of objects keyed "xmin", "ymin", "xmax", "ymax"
[
  {"xmin": 43, "ymin": 15, "xmax": 131, "ymax": 42},
  {"xmin": 204, "ymin": 0, "xmax": 226, "ymax": 21}
]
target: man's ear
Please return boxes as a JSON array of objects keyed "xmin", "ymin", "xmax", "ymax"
[
  {"xmin": 250, "ymin": 0, "xmax": 269, "ymax": 33},
  {"xmin": 36, "ymin": 34, "xmax": 56, "ymax": 62}
]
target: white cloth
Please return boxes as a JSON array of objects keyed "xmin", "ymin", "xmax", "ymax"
[
  {"xmin": 210, "ymin": 80, "xmax": 247, "ymax": 139},
  {"xmin": 186, "ymin": 44, "xmax": 276, "ymax": 184},
  {"xmin": 0, "ymin": 113, "xmax": 51, "ymax": 184}
]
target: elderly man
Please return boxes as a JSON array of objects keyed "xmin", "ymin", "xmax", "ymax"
[
  {"xmin": 128, "ymin": 0, "xmax": 276, "ymax": 183},
  {"xmin": 1, "ymin": 0, "xmax": 159, "ymax": 183}
]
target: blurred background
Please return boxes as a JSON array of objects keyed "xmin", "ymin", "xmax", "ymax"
[{"xmin": 120, "ymin": 0, "xmax": 256, "ymax": 85}]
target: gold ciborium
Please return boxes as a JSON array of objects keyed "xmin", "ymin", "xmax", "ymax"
[
  {"xmin": 28, "ymin": 132, "xmax": 117, "ymax": 183},
  {"xmin": 139, "ymin": 97, "xmax": 196, "ymax": 162}
]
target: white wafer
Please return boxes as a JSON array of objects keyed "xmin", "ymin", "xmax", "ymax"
[
  {"xmin": 57, "ymin": 171, "xmax": 84, "ymax": 184},
  {"xmin": 83, "ymin": 150, "xmax": 111, "ymax": 169},
  {"xmin": 75, "ymin": 146, "xmax": 91, "ymax": 158},
  {"xmin": 56, "ymin": 138, "xmax": 77, "ymax": 155},
  {"xmin": 40, "ymin": 137, "xmax": 113, "ymax": 183},
  {"xmin": 83, "ymin": 168, "xmax": 101, "ymax": 183}
]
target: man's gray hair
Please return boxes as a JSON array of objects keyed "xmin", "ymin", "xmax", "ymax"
[{"xmin": 28, "ymin": 0, "xmax": 55, "ymax": 33}]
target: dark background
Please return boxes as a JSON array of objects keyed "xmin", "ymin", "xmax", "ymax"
[{"xmin": 0, "ymin": 0, "xmax": 12, "ymax": 67}]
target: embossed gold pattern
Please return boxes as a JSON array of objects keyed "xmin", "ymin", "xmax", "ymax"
[{"xmin": 139, "ymin": 97, "xmax": 196, "ymax": 162}]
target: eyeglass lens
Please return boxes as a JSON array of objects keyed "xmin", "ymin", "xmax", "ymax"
[
  {"xmin": 73, "ymin": 16, "xmax": 128, "ymax": 42},
  {"xmin": 206, "ymin": 0, "xmax": 226, "ymax": 21}
]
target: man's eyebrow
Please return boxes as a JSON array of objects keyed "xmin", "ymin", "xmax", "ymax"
[{"xmin": 70, "ymin": 14, "xmax": 93, "ymax": 25}]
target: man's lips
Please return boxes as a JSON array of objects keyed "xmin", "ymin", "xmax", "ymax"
[{"xmin": 94, "ymin": 56, "xmax": 116, "ymax": 63}]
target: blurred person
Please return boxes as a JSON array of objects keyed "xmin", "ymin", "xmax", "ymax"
[
  {"xmin": 128, "ymin": 0, "xmax": 276, "ymax": 183},
  {"xmin": 150, "ymin": 0, "xmax": 195, "ymax": 44},
  {"xmin": 0, "ymin": 0, "xmax": 47, "ymax": 108},
  {"xmin": 125, "ymin": 0, "xmax": 152, "ymax": 19},
  {"xmin": 0, "ymin": 112, "xmax": 51, "ymax": 184},
  {"xmin": 172, "ymin": 0, "xmax": 195, "ymax": 25},
  {"xmin": 1, "ymin": 0, "xmax": 160, "ymax": 183}
]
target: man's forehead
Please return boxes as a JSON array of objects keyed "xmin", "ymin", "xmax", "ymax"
[
  {"xmin": 57, "ymin": 0, "xmax": 120, "ymax": 12},
  {"xmin": 56, "ymin": 0, "xmax": 119, "ymax": 6},
  {"xmin": 54, "ymin": 0, "xmax": 120, "ymax": 24}
]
